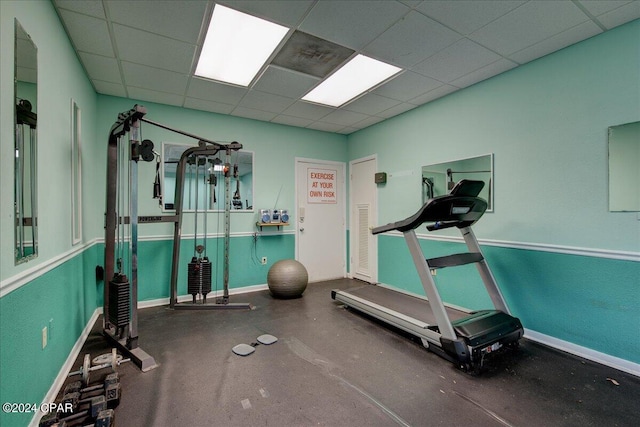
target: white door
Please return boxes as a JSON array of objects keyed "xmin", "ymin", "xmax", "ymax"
[
  {"xmin": 296, "ymin": 159, "xmax": 346, "ymax": 282},
  {"xmin": 350, "ymin": 156, "xmax": 377, "ymax": 283}
]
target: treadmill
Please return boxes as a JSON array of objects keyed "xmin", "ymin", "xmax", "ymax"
[{"xmin": 332, "ymin": 180, "xmax": 523, "ymax": 371}]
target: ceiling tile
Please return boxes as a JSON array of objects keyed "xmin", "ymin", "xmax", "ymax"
[
  {"xmin": 321, "ymin": 109, "xmax": 369, "ymax": 127},
  {"xmin": 417, "ymin": 0, "xmax": 526, "ymax": 35},
  {"xmin": 253, "ymin": 66, "xmax": 320, "ymax": 98},
  {"xmin": 122, "ymin": 62, "xmax": 189, "ymax": 95},
  {"xmin": 344, "ymin": 93, "xmax": 401, "ymax": 116},
  {"xmin": 351, "ymin": 115, "xmax": 387, "ymax": 128},
  {"xmin": 577, "ymin": 0, "xmax": 634, "ymax": 16},
  {"xmin": 282, "ymin": 101, "xmax": 334, "ymax": 121},
  {"xmin": 239, "ymin": 90, "xmax": 295, "ymax": 113},
  {"xmin": 187, "ymin": 78, "xmax": 248, "ymax": 104},
  {"xmin": 363, "ymin": 10, "xmax": 462, "ymax": 68},
  {"xmin": 306, "ymin": 121, "xmax": 346, "ymax": 132},
  {"xmin": 78, "ymin": 52, "xmax": 121, "ymax": 83},
  {"xmin": 93, "ymin": 80, "xmax": 126, "ymax": 97},
  {"xmin": 127, "ymin": 87, "xmax": 185, "ymax": 107},
  {"xmin": 508, "ymin": 21, "xmax": 602, "ymax": 64},
  {"xmin": 300, "ymin": 0, "xmax": 410, "ymax": 50},
  {"xmin": 184, "ymin": 97, "xmax": 235, "ymax": 115},
  {"xmin": 58, "ymin": 9, "xmax": 113, "ymax": 56},
  {"xmin": 231, "ymin": 106, "xmax": 278, "ymax": 122},
  {"xmin": 594, "ymin": 1, "xmax": 640, "ymax": 29},
  {"xmin": 106, "ymin": 0, "xmax": 207, "ymax": 43},
  {"xmin": 270, "ymin": 115, "xmax": 315, "ymax": 127},
  {"xmin": 113, "ymin": 24, "xmax": 196, "ymax": 74},
  {"xmin": 408, "ymin": 84, "xmax": 458, "ymax": 105},
  {"xmin": 372, "ymin": 71, "xmax": 443, "ymax": 102},
  {"xmin": 375, "ymin": 102, "xmax": 419, "ymax": 119},
  {"xmin": 54, "ymin": 0, "xmax": 106, "ymax": 19},
  {"xmin": 450, "ymin": 58, "xmax": 518, "ymax": 89},
  {"xmin": 469, "ymin": 1, "xmax": 590, "ymax": 56},
  {"xmin": 412, "ymin": 38, "xmax": 502, "ymax": 82},
  {"xmin": 217, "ymin": 0, "xmax": 314, "ymax": 27},
  {"xmin": 338, "ymin": 127, "xmax": 359, "ymax": 134}
]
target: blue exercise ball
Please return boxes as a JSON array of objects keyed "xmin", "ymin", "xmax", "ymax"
[{"xmin": 267, "ymin": 259, "xmax": 308, "ymax": 299}]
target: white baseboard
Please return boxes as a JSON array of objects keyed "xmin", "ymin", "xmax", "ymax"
[
  {"xmin": 29, "ymin": 309, "xmax": 101, "ymax": 427},
  {"xmin": 524, "ymin": 329, "xmax": 640, "ymax": 377}
]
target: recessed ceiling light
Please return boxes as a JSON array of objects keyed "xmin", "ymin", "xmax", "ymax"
[
  {"xmin": 195, "ymin": 4, "xmax": 288, "ymax": 86},
  {"xmin": 301, "ymin": 54, "xmax": 402, "ymax": 107}
]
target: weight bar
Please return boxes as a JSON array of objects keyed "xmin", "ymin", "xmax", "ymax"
[
  {"xmin": 68, "ymin": 349, "xmax": 129, "ymax": 385},
  {"xmin": 64, "ymin": 372, "xmax": 119, "ymax": 396}
]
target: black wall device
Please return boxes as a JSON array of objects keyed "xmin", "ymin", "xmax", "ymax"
[{"xmin": 374, "ymin": 172, "xmax": 387, "ymax": 184}]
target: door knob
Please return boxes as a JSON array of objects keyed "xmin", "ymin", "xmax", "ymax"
[{"xmin": 299, "ymin": 227, "xmax": 304, "ymax": 232}]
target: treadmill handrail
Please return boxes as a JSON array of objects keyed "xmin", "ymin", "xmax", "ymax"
[{"xmin": 372, "ymin": 180, "xmax": 488, "ymax": 235}]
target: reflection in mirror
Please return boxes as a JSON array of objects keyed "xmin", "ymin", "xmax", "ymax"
[
  {"xmin": 14, "ymin": 20, "xmax": 38, "ymax": 264},
  {"xmin": 422, "ymin": 154, "xmax": 493, "ymax": 211},
  {"xmin": 609, "ymin": 121, "xmax": 640, "ymax": 212},
  {"xmin": 162, "ymin": 142, "xmax": 253, "ymax": 212}
]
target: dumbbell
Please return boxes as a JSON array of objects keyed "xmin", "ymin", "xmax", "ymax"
[
  {"xmin": 68, "ymin": 349, "xmax": 129, "ymax": 385},
  {"xmin": 39, "ymin": 394, "xmax": 107, "ymax": 427},
  {"xmin": 64, "ymin": 372, "xmax": 121, "ymax": 409}
]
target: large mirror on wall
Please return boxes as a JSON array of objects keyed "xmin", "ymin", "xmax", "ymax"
[
  {"xmin": 609, "ymin": 121, "xmax": 640, "ymax": 212},
  {"xmin": 14, "ymin": 19, "xmax": 38, "ymax": 264},
  {"xmin": 162, "ymin": 142, "xmax": 254, "ymax": 212},
  {"xmin": 422, "ymin": 154, "xmax": 494, "ymax": 211}
]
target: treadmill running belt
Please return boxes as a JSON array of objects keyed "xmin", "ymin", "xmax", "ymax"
[{"xmin": 340, "ymin": 284, "xmax": 470, "ymax": 326}]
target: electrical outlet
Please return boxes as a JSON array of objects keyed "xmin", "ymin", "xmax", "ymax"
[
  {"xmin": 261, "ymin": 257, "xmax": 267, "ymax": 265},
  {"xmin": 42, "ymin": 327, "xmax": 48, "ymax": 349}
]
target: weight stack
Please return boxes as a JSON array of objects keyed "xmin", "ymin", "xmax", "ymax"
[
  {"xmin": 187, "ymin": 257, "xmax": 212, "ymax": 298},
  {"xmin": 108, "ymin": 274, "xmax": 130, "ymax": 327}
]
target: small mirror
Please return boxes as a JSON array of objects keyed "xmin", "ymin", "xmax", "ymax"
[
  {"xmin": 608, "ymin": 121, "xmax": 640, "ymax": 212},
  {"xmin": 14, "ymin": 20, "xmax": 38, "ymax": 264},
  {"xmin": 162, "ymin": 142, "xmax": 253, "ymax": 212},
  {"xmin": 422, "ymin": 154, "xmax": 493, "ymax": 211}
]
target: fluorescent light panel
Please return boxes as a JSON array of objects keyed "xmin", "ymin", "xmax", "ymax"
[
  {"xmin": 302, "ymin": 54, "xmax": 402, "ymax": 107},
  {"xmin": 195, "ymin": 5, "xmax": 288, "ymax": 86}
]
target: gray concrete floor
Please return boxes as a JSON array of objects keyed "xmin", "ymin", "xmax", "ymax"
[{"xmin": 64, "ymin": 279, "xmax": 640, "ymax": 427}]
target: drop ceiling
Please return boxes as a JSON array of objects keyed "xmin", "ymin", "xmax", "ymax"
[{"xmin": 52, "ymin": 0, "xmax": 640, "ymax": 134}]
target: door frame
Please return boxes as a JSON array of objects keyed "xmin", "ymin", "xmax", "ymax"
[
  {"xmin": 294, "ymin": 157, "xmax": 347, "ymax": 279},
  {"xmin": 349, "ymin": 154, "xmax": 378, "ymax": 283}
]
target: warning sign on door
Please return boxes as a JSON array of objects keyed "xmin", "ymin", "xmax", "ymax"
[{"xmin": 307, "ymin": 168, "xmax": 337, "ymax": 204}]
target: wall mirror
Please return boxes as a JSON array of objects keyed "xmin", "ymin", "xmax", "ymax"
[
  {"xmin": 422, "ymin": 154, "xmax": 494, "ymax": 211},
  {"xmin": 162, "ymin": 142, "xmax": 254, "ymax": 212},
  {"xmin": 608, "ymin": 121, "xmax": 640, "ymax": 212},
  {"xmin": 14, "ymin": 19, "xmax": 38, "ymax": 264}
]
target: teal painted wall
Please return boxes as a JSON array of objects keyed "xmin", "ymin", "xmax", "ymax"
[
  {"xmin": 95, "ymin": 234, "xmax": 294, "ymax": 305},
  {"xmin": 353, "ymin": 20, "xmax": 640, "ymax": 365},
  {"xmin": 378, "ymin": 235, "xmax": 640, "ymax": 363},
  {"xmin": 94, "ymin": 95, "xmax": 347, "ymax": 241},
  {"xmin": 0, "ymin": 244, "xmax": 100, "ymax": 427},
  {"xmin": 1, "ymin": 1, "xmax": 100, "ymax": 425},
  {"xmin": 348, "ymin": 20, "xmax": 640, "ymax": 253}
]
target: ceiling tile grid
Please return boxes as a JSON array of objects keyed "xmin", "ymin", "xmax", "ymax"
[{"xmin": 52, "ymin": 0, "xmax": 640, "ymax": 134}]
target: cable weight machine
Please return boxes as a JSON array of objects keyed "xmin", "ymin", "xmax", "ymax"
[
  {"xmin": 104, "ymin": 105, "xmax": 250, "ymax": 373},
  {"xmin": 104, "ymin": 105, "xmax": 157, "ymax": 372},
  {"xmin": 169, "ymin": 143, "xmax": 252, "ymax": 310}
]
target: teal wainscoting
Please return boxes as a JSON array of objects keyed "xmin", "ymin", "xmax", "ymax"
[
  {"xmin": 378, "ymin": 234, "xmax": 640, "ymax": 364},
  {"xmin": 0, "ymin": 244, "xmax": 100, "ymax": 427},
  {"xmin": 98, "ymin": 233, "xmax": 296, "ymax": 304}
]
